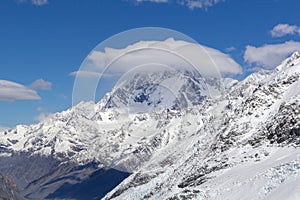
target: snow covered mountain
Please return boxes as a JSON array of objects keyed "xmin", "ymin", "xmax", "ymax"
[
  {"xmin": 0, "ymin": 52, "xmax": 299, "ymax": 199},
  {"xmin": 99, "ymin": 68, "xmax": 225, "ymax": 113},
  {"xmin": 102, "ymin": 51, "xmax": 300, "ymax": 200}
]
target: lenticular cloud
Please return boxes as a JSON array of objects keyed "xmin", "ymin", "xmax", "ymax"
[
  {"xmin": 85, "ymin": 38, "xmax": 242, "ymax": 76},
  {"xmin": 72, "ymin": 27, "xmax": 242, "ymax": 105}
]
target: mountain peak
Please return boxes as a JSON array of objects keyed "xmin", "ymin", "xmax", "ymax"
[
  {"xmin": 286, "ymin": 51, "xmax": 300, "ymax": 65},
  {"xmin": 291, "ymin": 51, "xmax": 300, "ymax": 59},
  {"xmin": 276, "ymin": 51, "xmax": 300, "ymax": 71},
  {"xmin": 101, "ymin": 69, "xmax": 214, "ymax": 113}
]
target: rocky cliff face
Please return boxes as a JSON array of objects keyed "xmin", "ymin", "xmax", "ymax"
[{"xmin": 0, "ymin": 173, "xmax": 22, "ymax": 200}]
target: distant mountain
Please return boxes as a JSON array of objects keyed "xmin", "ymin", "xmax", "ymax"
[{"xmin": 0, "ymin": 52, "xmax": 299, "ymax": 200}]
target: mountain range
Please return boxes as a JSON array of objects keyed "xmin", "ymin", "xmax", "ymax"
[{"xmin": 0, "ymin": 52, "xmax": 299, "ymax": 200}]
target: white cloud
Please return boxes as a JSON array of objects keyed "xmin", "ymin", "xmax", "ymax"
[
  {"xmin": 244, "ymin": 41, "xmax": 300, "ymax": 69},
  {"xmin": 135, "ymin": 0, "xmax": 168, "ymax": 3},
  {"xmin": 18, "ymin": 0, "xmax": 224, "ymax": 8},
  {"xmin": 29, "ymin": 79, "xmax": 52, "ymax": 90},
  {"xmin": 34, "ymin": 112, "xmax": 50, "ymax": 122},
  {"xmin": 0, "ymin": 80, "xmax": 41, "ymax": 101},
  {"xmin": 82, "ymin": 38, "xmax": 242, "ymax": 78},
  {"xmin": 179, "ymin": 0, "xmax": 224, "ymax": 9},
  {"xmin": 31, "ymin": 0, "xmax": 48, "ymax": 5},
  {"xmin": 69, "ymin": 70, "xmax": 117, "ymax": 78},
  {"xmin": 69, "ymin": 71, "xmax": 104, "ymax": 78},
  {"xmin": 17, "ymin": 0, "xmax": 48, "ymax": 6},
  {"xmin": 35, "ymin": 106, "xmax": 43, "ymax": 112},
  {"xmin": 132, "ymin": 0, "xmax": 224, "ymax": 9},
  {"xmin": 271, "ymin": 24, "xmax": 300, "ymax": 37},
  {"xmin": 225, "ymin": 46, "xmax": 236, "ymax": 52},
  {"xmin": 59, "ymin": 94, "xmax": 68, "ymax": 100}
]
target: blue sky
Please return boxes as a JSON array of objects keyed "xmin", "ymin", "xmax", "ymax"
[{"xmin": 0, "ymin": 0, "xmax": 300, "ymax": 127}]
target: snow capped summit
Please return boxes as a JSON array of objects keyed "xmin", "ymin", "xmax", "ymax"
[
  {"xmin": 276, "ymin": 50, "xmax": 300, "ymax": 71},
  {"xmin": 288, "ymin": 51, "xmax": 300, "ymax": 62},
  {"xmin": 100, "ymin": 68, "xmax": 214, "ymax": 113}
]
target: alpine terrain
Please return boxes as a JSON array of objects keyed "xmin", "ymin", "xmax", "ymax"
[{"xmin": 0, "ymin": 52, "xmax": 300, "ymax": 200}]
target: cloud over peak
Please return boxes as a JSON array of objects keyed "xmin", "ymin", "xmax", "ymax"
[{"xmin": 82, "ymin": 38, "xmax": 242, "ymax": 77}]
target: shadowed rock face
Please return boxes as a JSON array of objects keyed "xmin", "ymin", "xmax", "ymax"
[
  {"xmin": 0, "ymin": 173, "xmax": 22, "ymax": 200},
  {"xmin": 46, "ymin": 167, "xmax": 130, "ymax": 200},
  {"xmin": 23, "ymin": 161, "xmax": 130, "ymax": 200},
  {"xmin": 0, "ymin": 153, "xmax": 130, "ymax": 200},
  {"xmin": 0, "ymin": 152, "xmax": 60, "ymax": 191}
]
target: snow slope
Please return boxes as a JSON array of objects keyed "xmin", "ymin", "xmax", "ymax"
[
  {"xmin": 103, "ymin": 52, "xmax": 300, "ymax": 200},
  {"xmin": 0, "ymin": 126, "xmax": 9, "ymax": 132}
]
